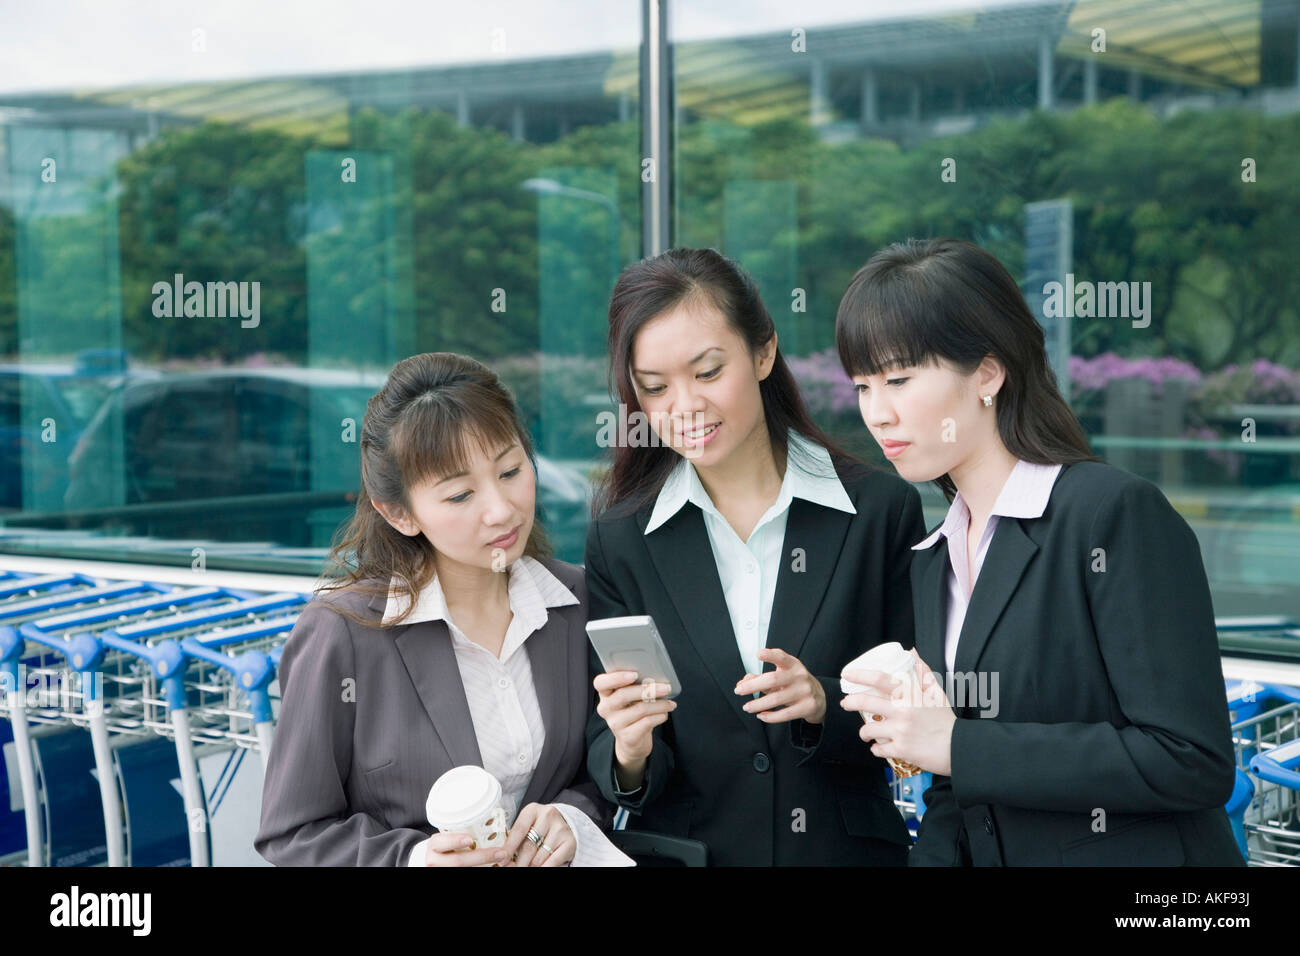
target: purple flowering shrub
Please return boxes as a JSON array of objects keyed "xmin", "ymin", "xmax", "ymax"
[
  {"xmin": 787, "ymin": 347, "xmax": 1299, "ymax": 480},
  {"xmin": 784, "ymin": 349, "xmax": 860, "ymax": 416},
  {"xmin": 1069, "ymin": 352, "xmax": 1203, "ymax": 397}
]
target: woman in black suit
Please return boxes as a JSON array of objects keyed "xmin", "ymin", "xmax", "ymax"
[
  {"xmin": 833, "ymin": 238, "xmax": 1242, "ymax": 865},
  {"xmin": 584, "ymin": 248, "xmax": 926, "ymax": 866}
]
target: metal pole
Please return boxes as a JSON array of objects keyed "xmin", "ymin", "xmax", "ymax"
[{"xmin": 641, "ymin": 0, "xmax": 671, "ymax": 256}]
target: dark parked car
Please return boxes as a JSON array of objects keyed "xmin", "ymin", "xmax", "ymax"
[
  {"xmin": 0, "ymin": 362, "xmax": 132, "ymax": 510},
  {"xmin": 64, "ymin": 368, "xmax": 591, "ymax": 561}
]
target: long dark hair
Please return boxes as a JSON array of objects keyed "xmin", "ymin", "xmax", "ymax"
[
  {"xmin": 595, "ymin": 247, "xmax": 868, "ymax": 516},
  {"xmin": 835, "ymin": 237, "xmax": 1097, "ymax": 502},
  {"xmin": 319, "ymin": 352, "xmax": 552, "ymax": 627}
]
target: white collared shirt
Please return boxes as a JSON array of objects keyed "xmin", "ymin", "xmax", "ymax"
[
  {"xmin": 381, "ymin": 555, "xmax": 629, "ymax": 867},
  {"xmin": 644, "ymin": 429, "xmax": 856, "ymax": 678},
  {"xmin": 911, "ymin": 460, "xmax": 1062, "ymax": 675}
]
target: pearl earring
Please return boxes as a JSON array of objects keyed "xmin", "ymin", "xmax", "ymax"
[{"xmin": 981, "ymin": 395, "xmax": 993, "ymax": 407}]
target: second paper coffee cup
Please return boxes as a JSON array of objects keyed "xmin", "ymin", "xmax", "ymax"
[{"xmin": 840, "ymin": 641, "xmax": 924, "ymax": 778}]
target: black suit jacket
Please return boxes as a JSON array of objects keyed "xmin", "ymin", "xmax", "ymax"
[
  {"xmin": 908, "ymin": 461, "xmax": 1243, "ymax": 866},
  {"xmin": 584, "ymin": 455, "xmax": 926, "ymax": 866}
]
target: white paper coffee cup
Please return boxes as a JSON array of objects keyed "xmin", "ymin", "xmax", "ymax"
[
  {"xmin": 425, "ymin": 765, "xmax": 509, "ymax": 856},
  {"xmin": 840, "ymin": 642, "xmax": 924, "ymax": 778}
]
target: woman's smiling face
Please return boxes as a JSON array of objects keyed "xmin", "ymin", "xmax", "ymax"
[
  {"xmin": 851, "ymin": 357, "xmax": 1002, "ymax": 484},
  {"xmin": 629, "ymin": 299, "xmax": 776, "ymax": 467}
]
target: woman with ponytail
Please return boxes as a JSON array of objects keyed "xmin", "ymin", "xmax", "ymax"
[
  {"xmin": 834, "ymin": 238, "xmax": 1241, "ymax": 866},
  {"xmin": 256, "ymin": 352, "xmax": 619, "ymax": 867}
]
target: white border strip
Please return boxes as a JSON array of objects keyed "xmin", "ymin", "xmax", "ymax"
[{"xmin": 0, "ymin": 553, "xmax": 323, "ymax": 596}]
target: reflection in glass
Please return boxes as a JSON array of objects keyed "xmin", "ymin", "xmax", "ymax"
[
  {"xmin": 0, "ymin": 4, "xmax": 642, "ymax": 566},
  {"xmin": 671, "ymin": 0, "xmax": 1300, "ymax": 615}
]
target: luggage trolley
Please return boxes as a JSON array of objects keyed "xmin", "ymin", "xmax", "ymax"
[
  {"xmin": 0, "ymin": 573, "xmax": 110, "ymax": 867},
  {"xmin": 1227, "ymin": 679, "xmax": 1270, "ymax": 768},
  {"xmin": 888, "ymin": 766, "xmax": 931, "ymax": 839},
  {"xmin": 0, "ymin": 575, "xmax": 182, "ymax": 867},
  {"xmin": 10, "ymin": 584, "xmax": 290, "ymax": 866},
  {"xmin": 1229, "ymin": 682, "xmax": 1300, "ymax": 866},
  {"xmin": 84, "ymin": 590, "xmax": 305, "ymax": 867},
  {"xmin": 176, "ymin": 608, "xmax": 301, "ymax": 772}
]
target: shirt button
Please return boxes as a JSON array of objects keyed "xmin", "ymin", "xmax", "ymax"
[
  {"xmin": 752, "ymin": 752, "xmax": 771, "ymax": 773},
  {"xmin": 746, "ymin": 563, "xmax": 756, "ymax": 574},
  {"xmin": 517, "ymin": 753, "xmax": 528, "ymax": 764},
  {"xmin": 498, "ymin": 677, "xmax": 510, "ymax": 689},
  {"xmin": 745, "ymin": 619, "xmax": 754, "ymax": 630}
]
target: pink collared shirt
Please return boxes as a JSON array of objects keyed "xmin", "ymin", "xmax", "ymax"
[{"xmin": 911, "ymin": 460, "xmax": 1063, "ymax": 675}]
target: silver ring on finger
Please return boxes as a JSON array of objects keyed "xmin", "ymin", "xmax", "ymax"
[
  {"xmin": 526, "ymin": 827, "xmax": 543, "ymax": 847},
  {"xmin": 539, "ymin": 842, "xmax": 555, "ymax": 856}
]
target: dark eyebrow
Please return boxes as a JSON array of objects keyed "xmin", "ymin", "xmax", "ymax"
[
  {"xmin": 633, "ymin": 346, "xmax": 723, "ymax": 377},
  {"xmin": 435, "ymin": 442, "xmax": 520, "ymax": 485},
  {"xmin": 858, "ymin": 359, "xmax": 906, "ymax": 375}
]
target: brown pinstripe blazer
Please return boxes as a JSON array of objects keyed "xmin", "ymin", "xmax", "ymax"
[{"xmin": 254, "ymin": 557, "xmax": 609, "ymax": 866}]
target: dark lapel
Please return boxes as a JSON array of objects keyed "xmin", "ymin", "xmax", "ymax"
[
  {"xmin": 639, "ymin": 503, "xmax": 764, "ymax": 740},
  {"xmin": 518, "ymin": 612, "xmax": 570, "ymax": 808},
  {"xmin": 952, "ymin": 516, "xmax": 1039, "ymax": 675},
  {"xmin": 912, "ymin": 539, "xmax": 949, "ymax": 675},
  {"xmin": 765, "ymin": 496, "xmax": 853, "ymax": 663}
]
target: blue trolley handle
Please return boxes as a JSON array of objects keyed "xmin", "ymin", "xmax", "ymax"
[
  {"xmin": 15, "ymin": 623, "xmax": 125, "ymax": 866},
  {"xmin": 179, "ymin": 639, "xmax": 275, "ymax": 724},
  {"xmin": 0, "ymin": 625, "xmax": 43, "ymax": 866},
  {"xmin": 97, "ymin": 631, "xmax": 210, "ymax": 867},
  {"xmin": 97, "ymin": 634, "xmax": 187, "ymax": 711},
  {"xmin": 1250, "ymin": 740, "xmax": 1300, "ymax": 790},
  {"xmin": 1263, "ymin": 683, "xmax": 1300, "ymax": 705},
  {"xmin": 18, "ymin": 626, "xmax": 107, "ymax": 690}
]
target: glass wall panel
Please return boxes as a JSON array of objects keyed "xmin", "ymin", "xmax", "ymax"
[
  {"xmin": 0, "ymin": 1, "xmax": 642, "ymax": 566},
  {"xmin": 672, "ymin": 0, "xmax": 1300, "ymax": 615}
]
